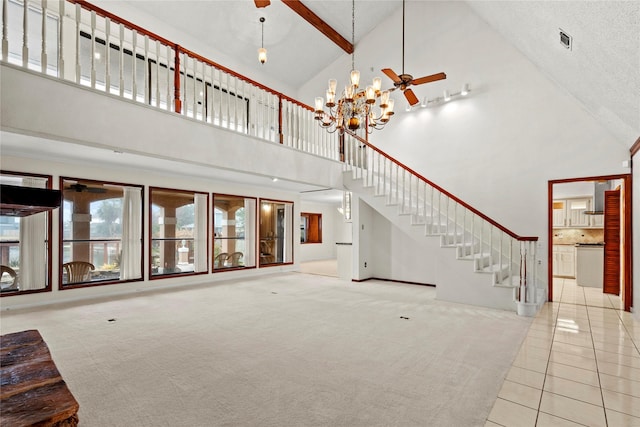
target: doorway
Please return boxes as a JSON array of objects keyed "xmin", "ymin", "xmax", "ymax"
[{"xmin": 548, "ymin": 174, "xmax": 632, "ymax": 311}]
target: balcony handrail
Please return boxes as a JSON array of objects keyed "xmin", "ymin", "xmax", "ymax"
[
  {"xmin": 67, "ymin": 0, "xmax": 313, "ymax": 113},
  {"xmin": 345, "ymin": 131, "xmax": 538, "ymax": 242}
]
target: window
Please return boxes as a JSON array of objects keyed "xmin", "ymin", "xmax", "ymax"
[
  {"xmin": 150, "ymin": 188, "xmax": 209, "ymax": 277},
  {"xmin": 213, "ymin": 195, "xmax": 256, "ymax": 270},
  {"xmin": 61, "ymin": 178, "xmax": 143, "ymax": 287},
  {"xmin": 300, "ymin": 213, "xmax": 322, "ymax": 243},
  {"xmin": 0, "ymin": 171, "xmax": 53, "ymax": 294},
  {"xmin": 259, "ymin": 199, "xmax": 293, "ymax": 266}
]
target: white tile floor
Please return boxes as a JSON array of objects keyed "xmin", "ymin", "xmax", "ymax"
[{"xmin": 487, "ymin": 279, "xmax": 640, "ymax": 427}]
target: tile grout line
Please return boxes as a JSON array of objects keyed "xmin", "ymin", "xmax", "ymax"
[
  {"xmin": 533, "ymin": 278, "xmax": 563, "ymax": 426},
  {"xmin": 584, "ymin": 285, "xmax": 609, "ymax": 427}
]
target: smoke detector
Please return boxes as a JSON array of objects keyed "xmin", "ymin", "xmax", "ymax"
[{"xmin": 559, "ymin": 29, "xmax": 572, "ymax": 50}]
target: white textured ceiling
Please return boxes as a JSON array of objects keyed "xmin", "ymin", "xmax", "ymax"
[{"xmin": 466, "ymin": 0, "xmax": 639, "ymax": 146}]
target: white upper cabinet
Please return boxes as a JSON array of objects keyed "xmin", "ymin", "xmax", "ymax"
[{"xmin": 553, "ymin": 197, "xmax": 599, "ymax": 228}]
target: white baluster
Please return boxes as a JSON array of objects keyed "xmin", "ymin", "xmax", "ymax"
[
  {"xmin": 118, "ymin": 24, "xmax": 124, "ymax": 97},
  {"xmin": 499, "ymin": 231, "xmax": 503, "ymax": 279},
  {"xmin": 191, "ymin": 58, "xmax": 198, "ymax": 119},
  {"xmin": 74, "ymin": 4, "xmax": 80, "ymax": 83},
  {"xmin": 509, "ymin": 237, "xmax": 513, "ymax": 285},
  {"xmin": 131, "ymin": 30, "xmax": 137, "ymax": 100},
  {"xmin": 90, "ymin": 10, "xmax": 96, "ymax": 87},
  {"xmin": 21, "ymin": 0, "xmax": 27, "ymax": 67},
  {"xmin": 57, "ymin": 0, "xmax": 64, "ymax": 78},
  {"xmin": 166, "ymin": 44, "xmax": 171, "ymax": 111},
  {"xmin": 489, "ymin": 226, "xmax": 494, "ymax": 269},
  {"xmin": 105, "ymin": 18, "xmax": 111, "ymax": 92},
  {"xmin": 40, "ymin": 0, "xmax": 47, "ymax": 73},
  {"xmin": 144, "ymin": 35, "xmax": 150, "ymax": 104},
  {"xmin": 2, "ymin": 0, "xmax": 8, "ymax": 61},
  {"xmin": 152, "ymin": 39, "xmax": 159, "ymax": 106}
]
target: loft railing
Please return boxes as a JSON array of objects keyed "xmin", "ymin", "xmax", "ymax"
[
  {"xmin": 342, "ymin": 132, "xmax": 540, "ymax": 306},
  {"xmin": 1, "ymin": 0, "xmax": 340, "ymax": 160}
]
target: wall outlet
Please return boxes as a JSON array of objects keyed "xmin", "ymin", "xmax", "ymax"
[{"xmin": 364, "ymin": 262, "xmax": 367, "ymax": 268}]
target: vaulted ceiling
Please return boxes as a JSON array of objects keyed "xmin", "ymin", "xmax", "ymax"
[{"xmin": 113, "ymin": 0, "xmax": 639, "ymax": 148}]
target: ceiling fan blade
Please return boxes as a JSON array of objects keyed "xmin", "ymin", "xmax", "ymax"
[
  {"xmin": 404, "ymin": 89, "xmax": 419, "ymax": 106},
  {"xmin": 381, "ymin": 68, "xmax": 402, "ymax": 84},
  {"xmin": 411, "ymin": 72, "xmax": 447, "ymax": 86},
  {"xmin": 254, "ymin": 0, "xmax": 270, "ymax": 8}
]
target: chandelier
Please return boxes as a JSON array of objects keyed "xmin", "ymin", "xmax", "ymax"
[{"xmin": 314, "ymin": 0, "xmax": 394, "ymax": 134}]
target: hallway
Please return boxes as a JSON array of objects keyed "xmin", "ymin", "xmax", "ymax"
[{"xmin": 487, "ymin": 279, "xmax": 639, "ymax": 426}]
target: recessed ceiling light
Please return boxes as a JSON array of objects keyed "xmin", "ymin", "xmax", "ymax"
[{"xmin": 272, "ymin": 178, "xmax": 278, "ymax": 182}]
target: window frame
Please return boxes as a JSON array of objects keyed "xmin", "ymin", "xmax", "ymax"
[
  {"xmin": 258, "ymin": 198, "xmax": 294, "ymax": 268},
  {"xmin": 212, "ymin": 193, "xmax": 257, "ymax": 272},
  {"xmin": 59, "ymin": 177, "xmax": 144, "ymax": 289},
  {"xmin": 0, "ymin": 170, "xmax": 54, "ymax": 296},
  {"xmin": 300, "ymin": 212, "xmax": 322, "ymax": 244},
  {"xmin": 149, "ymin": 186, "xmax": 209, "ymax": 279}
]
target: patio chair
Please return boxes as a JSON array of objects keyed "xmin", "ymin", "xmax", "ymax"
[
  {"xmin": 62, "ymin": 261, "xmax": 95, "ymax": 284},
  {"xmin": 214, "ymin": 252, "xmax": 229, "ymax": 268},
  {"xmin": 0, "ymin": 265, "xmax": 18, "ymax": 292},
  {"xmin": 229, "ymin": 252, "xmax": 244, "ymax": 267}
]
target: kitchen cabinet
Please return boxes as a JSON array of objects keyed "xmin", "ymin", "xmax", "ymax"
[
  {"xmin": 553, "ymin": 198, "xmax": 598, "ymax": 228},
  {"xmin": 553, "ymin": 244, "xmax": 576, "ymax": 278}
]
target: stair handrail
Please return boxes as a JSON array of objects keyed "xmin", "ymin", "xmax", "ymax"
[{"xmin": 345, "ymin": 131, "xmax": 538, "ymax": 242}]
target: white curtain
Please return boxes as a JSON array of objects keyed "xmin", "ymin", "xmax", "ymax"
[
  {"xmin": 193, "ymin": 193, "xmax": 208, "ymax": 272},
  {"xmin": 243, "ymin": 198, "xmax": 256, "ymax": 267},
  {"xmin": 120, "ymin": 187, "xmax": 142, "ymax": 280},
  {"xmin": 18, "ymin": 177, "xmax": 48, "ymax": 290},
  {"xmin": 283, "ymin": 203, "xmax": 293, "ymax": 263}
]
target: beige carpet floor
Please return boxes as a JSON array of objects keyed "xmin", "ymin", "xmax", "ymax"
[
  {"xmin": 0, "ymin": 272, "xmax": 532, "ymax": 426},
  {"xmin": 299, "ymin": 259, "xmax": 338, "ymax": 278}
]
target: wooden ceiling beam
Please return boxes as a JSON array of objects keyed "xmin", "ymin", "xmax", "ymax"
[{"xmin": 281, "ymin": 0, "xmax": 353, "ymax": 54}]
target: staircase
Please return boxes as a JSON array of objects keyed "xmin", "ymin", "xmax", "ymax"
[{"xmin": 341, "ymin": 134, "xmax": 542, "ymax": 313}]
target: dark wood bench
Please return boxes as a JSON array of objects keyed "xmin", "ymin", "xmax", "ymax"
[{"xmin": 1, "ymin": 330, "xmax": 79, "ymax": 427}]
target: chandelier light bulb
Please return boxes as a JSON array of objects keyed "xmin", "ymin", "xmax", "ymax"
[
  {"xmin": 372, "ymin": 77, "xmax": 382, "ymax": 92},
  {"xmin": 350, "ymin": 70, "xmax": 360, "ymax": 87},
  {"xmin": 365, "ymin": 86, "xmax": 375, "ymax": 104},
  {"xmin": 345, "ymin": 85, "xmax": 355, "ymax": 102},
  {"xmin": 326, "ymin": 90, "xmax": 335, "ymax": 107},
  {"xmin": 386, "ymin": 99, "xmax": 395, "ymax": 114},
  {"xmin": 380, "ymin": 90, "xmax": 390, "ymax": 108},
  {"xmin": 328, "ymin": 79, "xmax": 337, "ymax": 93},
  {"xmin": 315, "ymin": 97, "xmax": 324, "ymax": 113}
]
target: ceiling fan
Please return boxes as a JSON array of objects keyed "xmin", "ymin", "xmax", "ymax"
[
  {"xmin": 66, "ymin": 183, "xmax": 107, "ymax": 194},
  {"xmin": 254, "ymin": 0, "xmax": 270, "ymax": 8},
  {"xmin": 381, "ymin": 0, "xmax": 446, "ymax": 106}
]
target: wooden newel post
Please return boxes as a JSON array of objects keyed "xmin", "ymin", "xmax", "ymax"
[
  {"xmin": 173, "ymin": 45, "xmax": 182, "ymax": 114},
  {"xmin": 278, "ymin": 95, "xmax": 283, "ymax": 144}
]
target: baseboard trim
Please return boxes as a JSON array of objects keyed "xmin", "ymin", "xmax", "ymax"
[{"xmin": 351, "ymin": 277, "xmax": 436, "ymax": 287}]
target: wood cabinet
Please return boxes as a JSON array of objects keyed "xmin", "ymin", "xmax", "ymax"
[{"xmin": 553, "ymin": 244, "xmax": 576, "ymax": 278}]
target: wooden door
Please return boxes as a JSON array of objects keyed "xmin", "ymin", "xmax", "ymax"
[{"xmin": 603, "ymin": 190, "xmax": 620, "ymax": 295}]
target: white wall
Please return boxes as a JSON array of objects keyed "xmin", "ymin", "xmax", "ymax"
[
  {"xmin": 352, "ymin": 197, "xmax": 374, "ymax": 281},
  {"xmin": 0, "ymin": 155, "xmax": 303, "ymax": 311},
  {"xmin": 299, "ymin": 1, "xmax": 630, "ymax": 298},
  {"xmin": 369, "ymin": 206, "xmax": 438, "ymax": 285},
  {"xmin": 298, "ymin": 201, "xmax": 341, "ymax": 262}
]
